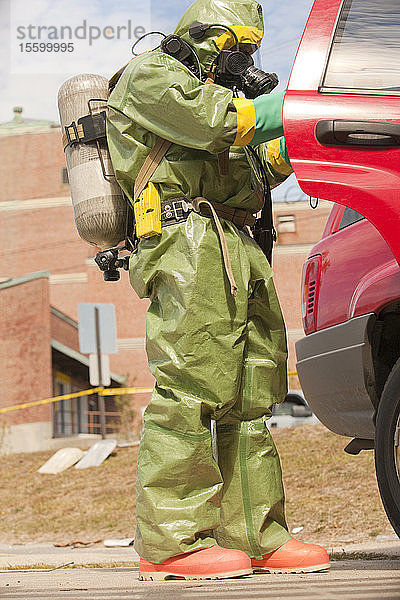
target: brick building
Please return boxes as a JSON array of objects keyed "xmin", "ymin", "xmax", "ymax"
[{"xmin": 0, "ymin": 107, "xmax": 331, "ymax": 453}]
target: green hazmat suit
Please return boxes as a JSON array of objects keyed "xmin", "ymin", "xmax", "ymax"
[{"xmin": 107, "ymin": 0, "xmax": 293, "ymax": 563}]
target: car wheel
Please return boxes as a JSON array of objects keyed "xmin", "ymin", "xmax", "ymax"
[{"xmin": 375, "ymin": 358, "xmax": 400, "ymax": 539}]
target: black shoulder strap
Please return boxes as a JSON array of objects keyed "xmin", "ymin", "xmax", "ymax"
[
  {"xmin": 245, "ymin": 146, "xmax": 276, "ymax": 265},
  {"xmin": 252, "ymin": 178, "xmax": 276, "ymax": 266}
]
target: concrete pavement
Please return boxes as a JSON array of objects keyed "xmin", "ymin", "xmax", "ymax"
[
  {"xmin": 0, "ymin": 537, "xmax": 399, "ymax": 569},
  {"xmin": 0, "ymin": 538, "xmax": 399, "ymax": 599},
  {"xmin": 1, "ymin": 562, "xmax": 400, "ymax": 600},
  {"xmin": 0, "ymin": 542, "xmax": 140, "ymax": 568}
]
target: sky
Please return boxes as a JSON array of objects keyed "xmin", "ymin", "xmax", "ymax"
[{"xmin": 0, "ymin": 0, "xmax": 315, "ymax": 202}]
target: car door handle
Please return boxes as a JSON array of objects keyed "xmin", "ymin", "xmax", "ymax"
[{"xmin": 315, "ymin": 120, "xmax": 400, "ymax": 147}]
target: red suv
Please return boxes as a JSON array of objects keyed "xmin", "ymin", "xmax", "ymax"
[{"xmin": 284, "ymin": 0, "xmax": 400, "ymax": 536}]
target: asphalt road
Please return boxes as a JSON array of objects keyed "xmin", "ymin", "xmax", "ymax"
[{"xmin": 1, "ymin": 561, "xmax": 400, "ymax": 600}]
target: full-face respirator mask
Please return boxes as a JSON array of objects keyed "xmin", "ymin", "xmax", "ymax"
[
  {"xmin": 159, "ymin": 22, "xmax": 278, "ymax": 99},
  {"xmin": 212, "ymin": 48, "xmax": 278, "ymax": 98}
]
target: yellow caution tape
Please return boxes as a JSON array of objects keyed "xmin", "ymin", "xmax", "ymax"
[
  {"xmin": 1, "ymin": 379, "xmax": 305, "ymax": 414},
  {"xmin": 0, "ymin": 388, "xmax": 102, "ymax": 414},
  {"xmin": 0, "ymin": 387, "xmax": 153, "ymax": 414},
  {"xmin": 100, "ymin": 387, "xmax": 153, "ymax": 396}
]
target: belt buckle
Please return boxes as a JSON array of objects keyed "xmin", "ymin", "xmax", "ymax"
[
  {"xmin": 173, "ymin": 202, "xmax": 181, "ymax": 221},
  {"xmin": 163, "ymin": 203, "xmax": 174, "ymax": 221},
  {"xmin": 162, "ymin": 199, "xmax": 191, "ymax": 223},
  {"xmin": 181, "ymin": 199, "xmax": 191, "ymax": 213},
  {"xmin": 173, "ymin": 199, "xmax": 191, "ymax": 220}
]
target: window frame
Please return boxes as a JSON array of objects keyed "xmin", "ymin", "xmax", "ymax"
[
  {"xmin": 338, "ymin": 206, "xmax": 365, "ymax": 231},
  {"xmin": 318, "ymin": 0, "xmax": 400, "ymax": 96},
  {"xmin": 276, "ymin": 214, "xmax": 296, "ymax": 234},
  {"xmin": 52, "ymin": 371, "xmax": 89, "ymax": 437}
]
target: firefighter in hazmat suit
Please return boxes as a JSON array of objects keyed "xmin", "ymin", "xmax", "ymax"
[{"xmin": 107, "ymin": 0, "xmax": 329, "ymax": 580}]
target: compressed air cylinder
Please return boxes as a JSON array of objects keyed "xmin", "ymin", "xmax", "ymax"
[{"xmin": 57, "ymin": 74, "xmax": 127, "ymax": 250}]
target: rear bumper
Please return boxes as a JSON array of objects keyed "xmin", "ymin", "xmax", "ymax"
[{"xmin": 295, "ymin": 314, "xmax": 377, "ymax": 439}]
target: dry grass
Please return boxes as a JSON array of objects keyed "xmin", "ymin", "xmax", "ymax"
[
  {"xmin": 273, "ymin": 425, "xmax": 393, "ymax": 545},
  {"xmin": 0, "ymin": 446, "xmax": 138, "ymax": 544},
  {"xmin": 0, "ymin": 425, "xmax": 393, "ymax": 546}
]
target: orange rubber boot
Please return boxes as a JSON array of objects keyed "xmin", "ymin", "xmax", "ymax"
[
  {"xmin": 251, "ymin": 539, "xmax": 330, "ymax": 574},
  {"xmin": 139, "ymin": 544, "xmax": 252, "ymax": 581}
]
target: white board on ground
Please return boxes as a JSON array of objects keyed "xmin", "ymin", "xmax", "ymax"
[
  {"xmin": 75, "ymin": 439, "xmax": 117, "ymax": 469},
  {"xmin": 38, "ymin": 448, "xmax": 85, "ymax": 474},
  {"xmin": 104, "ymin": 538, "xmax": 135, "ymax": 547}
]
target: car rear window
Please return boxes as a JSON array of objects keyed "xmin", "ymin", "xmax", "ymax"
[
  {"xmin": 322, "ymin": 0, "xmax": 400, "ymax": 94},
  {"xmin": 338, "ymin": 207, "xmax": 365, "ymax": 230}
]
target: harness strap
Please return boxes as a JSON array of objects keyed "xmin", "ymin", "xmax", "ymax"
[
  {"xmin": 217, "ymin": 149, "xmax": 230, "ymax": 177},
  {"xmin": 196, "ymin": 198, "xmax": 256, "ymax": 228},
  {"xmin": 161, "ymin": 198, "xmax": 256, "ymax": 228},
  {"xmin": 133, "ymin": 137, "xmax": 172, "ymax": 202}
]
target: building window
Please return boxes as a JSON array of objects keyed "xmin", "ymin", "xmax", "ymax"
[
  {"xmin": 277, "ymin": 214, "xmax": 296, "ymax": 233},
  {"xmin": 53, "ymin": 371, "xmax": 88, "ymax": 437},
  {"xmin": 61, "ymin": 167, "xmax": 69, "ymax": 184}
]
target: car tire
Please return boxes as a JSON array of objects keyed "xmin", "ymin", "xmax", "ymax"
[{"xmin": 375, "ymin": 358, "xmax": 400, "ymax": 539}]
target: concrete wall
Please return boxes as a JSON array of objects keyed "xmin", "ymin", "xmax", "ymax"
[
  {"xmin": 0, "ymin": 420, "xmax": 106, "ymax": 455},
  {"xmin": 0, "ymin": 421, "xmax": 53, "ymax": 455}
]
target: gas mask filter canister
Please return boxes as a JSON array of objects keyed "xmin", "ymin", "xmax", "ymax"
[{"xmin": 213, "ymin": 49, "xmax": 278, "ymax": 98}]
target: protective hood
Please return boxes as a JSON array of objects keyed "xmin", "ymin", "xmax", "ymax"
[{"xmin": 174, "ymin": 0, "xmax": 264, "ymax": 75}]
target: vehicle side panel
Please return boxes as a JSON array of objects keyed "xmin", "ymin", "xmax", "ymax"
[
  {"xmin": 296, "ymin": 313, "xmax": 376, "ymax": 438},
  {"xmin": 310, "ymin": 218, "xmax": 400, "ymax": 332},
  {"xmin": 284, "ymin": 0, "xmax": 400, "ymax": 263}
]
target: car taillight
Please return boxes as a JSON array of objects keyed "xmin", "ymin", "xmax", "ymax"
[{"xmin": 301, "ymin": 255, "xmax": 322, "ymax": 334}]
